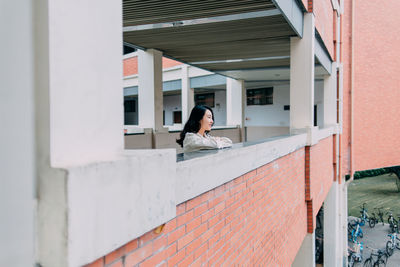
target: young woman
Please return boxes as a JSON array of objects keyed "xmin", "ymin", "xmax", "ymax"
[{"xmin": 176, "ymin": 105, "xmax": 233, "ymax": 153}]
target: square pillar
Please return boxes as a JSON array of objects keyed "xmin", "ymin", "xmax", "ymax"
[
  {"xmin": 323, "ymin": 62, "xmax": 338, "ymax": 127},
  {"xmin": 181, "ymin": 65, "xmax": 194, "ymax": 124},
  {"xmin": 36, "ymin": 0, "xmax": 124, "ymax": 167},
  {"xmin": 138, "ymin": 49, "xmax": 165, "ymax": 132},
  {"xmin": 226, "ymin": 78, "xmax": 245, "ymax": 127},
  {"xmin": 1, "ymin": 1, "xmax": 35, "ymax": 266},
  {"xmin": 290, "ymin": 13, "xmax": 315, "ymax": 133},
  {"xmin": 292, "ymin": 232, "xmax": 316, "ymax": 267},
  {"xmin": 324, "ymin": 181, "xmax": 341, "ymax": 267}
]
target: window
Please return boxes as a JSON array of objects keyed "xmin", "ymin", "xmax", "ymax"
[
  {"xmin": 124, "ymin": 97, "xmax": 137, "ymax": 125},
  {"xmin": 247, "ymin": 87, "xmax": 273, "ymax": 105},
  {"xmin": 173, "ymin": 111, "xmax": 182, "ymax": 124},
  {"xmin": 124, "ymin": 98, "xmax": 136, "ymax": 112},
  {"xmin": 195, "ymin": 93, "xmax": 215, "ymax": 107}
]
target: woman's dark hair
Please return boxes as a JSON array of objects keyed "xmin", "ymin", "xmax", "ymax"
[{"xmin": 176, "ymin": 105, "xmax": 214, "ymax": 147}]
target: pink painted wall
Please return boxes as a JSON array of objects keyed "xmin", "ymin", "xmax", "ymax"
[
  {"xmin": 353, "ymin": 1, "xmax": 400, "ymax": 171},
  {"xmin": 313, "ymin": 0, "xmax": 335, "ymax": 58}
]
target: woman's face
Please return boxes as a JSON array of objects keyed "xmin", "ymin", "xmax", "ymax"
[{"xmin": 199, "ymin": 109, "xmax": 213, "ymax": 132}]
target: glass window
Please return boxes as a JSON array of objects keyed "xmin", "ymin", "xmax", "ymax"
[
  {"xmin": 195, "ymin": 93, "xmax": 215, "ymax": 107},
  {"xmin": 247, "ymin": 87, "xmax": 273, "ymax": 105}
]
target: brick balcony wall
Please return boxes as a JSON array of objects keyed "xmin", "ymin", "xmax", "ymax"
[
  {"xmin": 309, "ymin": 136, "xmax": 334, "ymax": 218},
  {"xmin": 85, "ymin": 148, "xmax": 307, "ymax": 267}
]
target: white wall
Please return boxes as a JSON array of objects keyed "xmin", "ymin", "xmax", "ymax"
[
  {"xmin": 315, "ymin": 80, "xmax": 324, "ymax": 127},
  {"xmin": 0, "ymin": 1, "xmax": 35, "ymax": 266},
  {"xmin": 245, "ymin": 84, "xmax": 290, "ymax": 126},
  {"xmin": 244, "ymin": 81, "xmax": 324, "ymax": 127},
  {"xmin": 213, "ymin": 90, "xmax": 227, "ymax": 126},
  {"xmin": 164, "ymin": 94, "xmax": 181, "ymax": 125}
]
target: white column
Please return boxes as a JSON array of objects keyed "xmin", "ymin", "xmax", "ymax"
[
  {"xmin": 292, "ymin": 233, "xmax": 316, "ymax": 267},
  {"xmin": 341, "ymin": 182, "xmax": 349, "ymax": 265},
  {"xmin": 226, "ymin": 78, "xmax": 245, "ymax": 127},
  {"xmin": 290, "ymin": 13, "xmax": 315, "ymax": 132},
  {"xmin": 338, "ymin": 64, "xmax": 344, "ymax": 134},
  {"xmin": 181, "ymin": 65, "xmax": 194, "ymax": 124},
  {"xmin": 38, "ymin": 0, "xmax": 124, "ymax": 167},
  {"xmin": 323, "ymin": 62, "xmax": 338, "ymax": 127},
  {"xmin": 324, "ymin": 181, "xmax": 340, "ymax": 267},
  {"xmin": 0, "ymin": 1, "xmax": 35, "ymax": 266},
  {"xmin": 138, "ymin": 49, "xmax": 165, "ymax": 132},
  {"xmin": 35, "ymin": 0, "xmax": 125, "ymax": 265}
]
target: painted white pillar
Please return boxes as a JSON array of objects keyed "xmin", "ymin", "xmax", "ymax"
[
  {"xmin": 138, "ymin": 49, "xmax": 165, "ymax": 132},
  {"xmin": 323, "ymin": 62, "xmax": 338, "ymax": 127},
  {"xmin": 290, "ymin": 13, "xmax": 315, "ymax": 133},
  {"xmin": 292, "ymin": 232, "xmax": 316, "ymax": 267},
  {"xmin": 181, "ymin": 65, "xmax": 194, "ymax": 124},
  {"xmin": 341, "ymin": 182, "xmax": 349, "ymax": 265},
  {"xmin": 338, "ymin": 64, "xmax": 344, "ymax": 134},
  {"xmin": 0, "ymin": 1, "xmax": 35, "ymax": 266},
  {"xmin": 35, "ymin": 0, "xmax": 125, "ymax": 265},
  {"xmin": 324, "ymin": 181, "xmax": 341, "ymax": 267},
  {"xmin": 226, "ymin": 78, "xmax": 245, "ymax": 127},
  {"xmin": 36, "ymin": 0, "xmax": 124, "ymax": 167}
]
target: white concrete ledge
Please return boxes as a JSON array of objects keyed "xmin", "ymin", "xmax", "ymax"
[
  {"xmin": 39, "ymin": 149, "xmax": 176, "ymax": 267},
  {"xmin": 176, "ymin": 133, "xmax": 307, "ymax": 204},
  {"xmin": 316, "ymin": 125, "xmax": 338, "ymax": 142},
  {"xmin": 123, "ymin": 51, "xmax": 138, "ymax": 59}
]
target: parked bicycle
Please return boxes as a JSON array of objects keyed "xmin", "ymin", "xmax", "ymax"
[
  {"xmin": 363, "ymin": 247, "xmax": 388, "ymax": 267},
  {"xmin": 386, "ymin": 225, "xmax": 400, "ymax": 256},
  {"xmin": 372, "ymin": 207, "xmax": 385, "ymax": 226},
  {"xmin": 348, "ymin": 219, "xmax": 364, "ymax": 242},
  {"xmin": 348, "ymin": 241, "xmax": 363, "ymax": 267},
  {"xmin": 387, "ymin": 210, "xmax": 398, "ymax": 233},
  {"xmin": 360, "ymin": 203, "xmax": 376, "ymax": 228}
]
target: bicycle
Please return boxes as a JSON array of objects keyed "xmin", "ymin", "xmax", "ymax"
[
  {"xmin": 360, "ymin": 203, "xmax": 376, "ymax": 228},
  {"xmin": 363, "ymin": 247, "xmax": 388, "ymax": 267},
  {"xmin": 348, "ymin": 241, "xmax": 363, "ymax": 267},
  {"xmin": 348, "ymin": 219, "xmax": 364, "ymax": 242},
  {"xmin": 372, "ymin": 207, "xmax": 385, "ymax": 226},
  {"xmin": 387, "ymin": 210, "xmax": 398, "ymax": 233},
  {"xmin": 386, "ymin": 225, "xmax": 400, "ymax": 256}
]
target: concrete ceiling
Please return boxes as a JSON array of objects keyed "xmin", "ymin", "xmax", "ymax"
[{"xmin": 122, "ymin": 0, "xmax": 327, "ymax": 82}]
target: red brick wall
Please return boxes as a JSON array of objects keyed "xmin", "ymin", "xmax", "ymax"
[
  {"xmin": 85, "ymin": 149, "xmax": 307, "ymax": 267},
  {"xmin": 123, "ymin": 57, "xmax": 138, "ymax": 77},
  {"xmin": 353, "ymin": 1, "xmax": 400, "ymax": 171},
  {"xmin": 309, "ymin": 137, "xmax": 334, "ymax": 218},
  {"xmin": 313, "ymin": 0, "xmax": 335, "ymax": 58},
  {"xmin": 304, "ymin": 137, "xmax": 334, "ymax": 232},
  {"xmin": 123, "ymin": 56, "xmax": 182, "ymax": 77},
  {"xmin": 162, "ymin": 58, "xmax": 182, "ymax": 69}
]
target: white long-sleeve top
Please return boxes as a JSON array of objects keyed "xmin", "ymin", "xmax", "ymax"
[{"xmin": 183, "ymin": 132, "xmax": 233, "ymax": 153}]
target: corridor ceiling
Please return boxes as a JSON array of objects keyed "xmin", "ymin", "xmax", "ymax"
[{"xmin": 122, "ymin": 0, "xmax": 327, "ymax": 81}]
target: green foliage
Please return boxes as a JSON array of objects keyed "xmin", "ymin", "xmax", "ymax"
[
  {"xmin": 352, "ymin": 166, "xmax": 400, "ymax": 180},
  {"xmin": 353, "ymin": 168, "xmax": 389, "ymax": 179}
]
